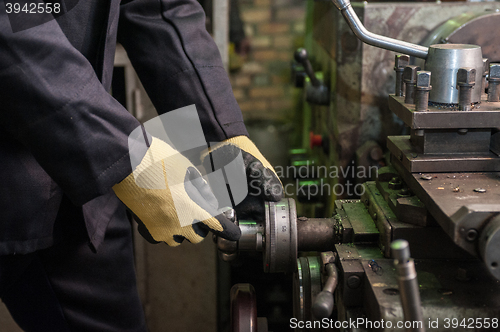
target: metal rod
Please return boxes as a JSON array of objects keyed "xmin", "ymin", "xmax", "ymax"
[
  {"xmin": 331, "ymin": 0, "xmax": 428, "ymax": 59},
  {"xmin": 392, "ymin": 240, "xmax": 425, "ymax": 332}
]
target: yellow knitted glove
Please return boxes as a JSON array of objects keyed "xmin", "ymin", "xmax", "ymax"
[
  {"xmin": 113, "ymin": 137, "xmax": 240, "ymax": 246},
  {"xmin": 201, "ymin": 136, "xmax": 283, "ymax": 219}
]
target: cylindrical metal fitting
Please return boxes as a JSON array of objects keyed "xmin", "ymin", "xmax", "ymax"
[
  {"xmin": 459, "ymin": 86, "xmax": 473, "ymax": 111},
  {"xmin": 296, "ymin": 217, "xmax": 337, "ymax": 252},
  {"xmin": 415, "ymin": 89, "xmax": 430, "ymax": 111},
  {"xmin": 395, "ymin": 54, "xmax": 410, "ymax": 97},
  {"xmin": 425, "ymin": 44, "xmax": 483, "ymax": 104},
  {"xmin": 238, "ymin": 221, "xmax": 265, "ymax": 251},
  {"xmin": 404, "ymin": 65, "xmax": 421, "ymax": 104},
  {"xmin": 391, "ymin": 240, "xmax": 425, "ymax": 332},
  {"xmin": 487, "ymin": 63, "xmax": 500, "ymax": 102}
]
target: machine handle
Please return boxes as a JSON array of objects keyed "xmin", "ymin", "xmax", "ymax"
[
  {"xmin": 311, "ymin": 263, "xmax": 338, "ymax": 319},
  {"xmin": 330, "ymin": 0, "xmax": 428, "ymax": 59},
  {"xmin": 294, "ymin": 48, "xmax": 322, "ymax": 87}
]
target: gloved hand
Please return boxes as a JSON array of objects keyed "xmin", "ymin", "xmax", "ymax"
[
  {"xmin": 113, "ymin": 137, "xmax": 241, "ymax": 246},
  {"xmin": 201, "ymin": 136, "xmax": 283, "ymax": 220}
]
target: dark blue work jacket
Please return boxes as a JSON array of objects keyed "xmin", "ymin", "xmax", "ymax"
[{"xmin": 0, "ymin": 0, "xmax": 247, "ymax": 254}]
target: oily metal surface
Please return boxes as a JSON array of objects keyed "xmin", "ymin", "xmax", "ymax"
[
  {"xmin": 391, "ymin": 156, "xmax": 500, "ymax": 255},
  {"xmin": 363, "ymin": 258, "xmax": 500, "ymax": 331},
  {"xmin": 387, "ymin": 136, "xmax": 500, "ymax": 173},
  {"xmin": 388, "ymin": 95, "xmax": 500, "ymax": 130}
]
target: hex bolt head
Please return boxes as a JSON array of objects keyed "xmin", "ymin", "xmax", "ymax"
[
  {"xmin": 394, "ymin": 54, "xmax": 409, "ymax": 70},
  {"xmin": 489, "ymin": 63, "xmax": 500, "ymax": 82},
  {"xmin": 416, "ymin": 71, "xmax": 431, "ymax": 88},
  {"xmin": 457, "ymin": 68, "xmax": 476, "ymax": 86},
  {"xmin": 403, "ymin": 65, "xmax": 421, "ymax": 83}
]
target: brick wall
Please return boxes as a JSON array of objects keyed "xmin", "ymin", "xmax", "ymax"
[{"xmin": 230, "ymin": 0, "xmax": 306, "ymax": 121}]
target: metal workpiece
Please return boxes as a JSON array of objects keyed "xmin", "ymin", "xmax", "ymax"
[
  {"xmin": 391, "ymin": 240, "xmax": 425, "ymax": 332},
  {"xmin": 296, "ymin": 217, "xmax": 337, "ymax": 251},
  {"xmin": 404, "ymin": 66, "xmax": 421, "ymax": 104},
  {"xmin": 415, "ymin": 71, "xmax": 431, "ymax": 111},
  {"xmin": 488, "ymin": 63, "xmax": 500, "ymax": 102},
  {"xmin": 457, "ymin": 67, "xmax": 476, "ymax": 112},
  {"xmin": 425, "ymin": 44, "xmax": 483, "ymax": 104},
  {"xmin": 330, "ymin": 0, "xmax": 429, "ymax": 59},
  {"xmin": 395, "ymin": 54, "xmax": 410, "ymax": 97},
  {"xmin": 263, "ymin": 198, "xmax": 298, "ymax": 273},
  {"xmin": 479, "ymin": 215, "xmax": 500, "ymax": 280}
]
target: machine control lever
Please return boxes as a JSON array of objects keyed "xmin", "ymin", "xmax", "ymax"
[
  {"xmin": 294, "ymin": 48, "xmax": 330, "ymax": 105},
  {"xmin": 312, "ymin": 252, "xmax": 338, "ymax": 319},
  {"xmin": 294, "ymin": 48, "xmax": 321, "ymax": 87}
]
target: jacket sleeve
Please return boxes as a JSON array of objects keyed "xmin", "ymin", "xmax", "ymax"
[
  {"xmin": 117, "ymin": 0, "xmax": 249, "ymax": 144},
  {"xmin": 0, "ymin": 11, "xmax": 143, "ymax": 205}
]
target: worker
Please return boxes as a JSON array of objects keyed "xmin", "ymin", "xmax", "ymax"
[{"xmin": 0, "ymin": 1, "xmax": 282, "ymax": 331}]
